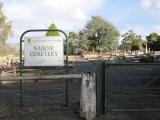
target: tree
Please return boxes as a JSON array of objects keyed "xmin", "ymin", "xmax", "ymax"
[
  {"xmin": 131, "ymin": 37, "xmax": 142, "ymax": 51},
  {"xmin": 147, "ymin": 32, "xmax": 159, "ymax": 42},
  {"xmin": 121, "ymin": 30, "xmax": 137, "ymax": 52},
  {"xmin": 79, "ymin": 16, "xmax": 120, "ymax": 52},
  {"xmin": 146, "ymin": 32, "xmax": 160, "ymax": 51},
  {"xmin": 121, "ymin": 30, "xmax": 144, "ymax": 52},
  {"xmin": 0, "ymin": 2, "xmax": 12, "ymax": 44},
  {"xmin": 46, "ymin": 23, "xmax": 60, "ymax": 36},
  {"xmin": 68, "ymin": 32, "xmax": 80, "ymax": 55}
]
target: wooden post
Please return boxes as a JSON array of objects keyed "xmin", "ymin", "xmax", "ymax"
[{"xmin": 80, "ymin": 73, "xmax": 96, "ymax": 120}]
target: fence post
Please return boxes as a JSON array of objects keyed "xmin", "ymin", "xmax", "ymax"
[
  {"xmin": 96, "ymin": 60, "xmax": 105, "ymax": 115},
  {"xmin": 80, "ymin": 73, "xmax": 96, "ymax": 120}
]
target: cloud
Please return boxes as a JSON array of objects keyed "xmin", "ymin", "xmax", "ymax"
[
  {"xmin": 142, "ymin": 0, "xmax": 152, "ymax": 8},
  {"xmin": 121, "ymin": 24, "xmax": 144, "ymax": 35},
  {"xmin": 2, "ymin": 0, "xmax": 104, "ymax": 43},
  {"xmin": 121, "ymin": 24, "xmax": 150, "ymax": 40},
  {"xmin": 121, "ymin": 24, "xmax": 160, "ymax": 39},
  {"xmin": 141, "ymin": 0, "xmax": 160, "ymax": 9},
  {"xmin": 155, "ymin": 0, "xmax": 160, "ymax": 9},
  {"xmin": 5, "ymin": 5, "xmax": 35, "ymax": 22},
  {"xmin": 153, "ymin": 25, "xmax": 160, "ymax": 34},
  {"xmin": 3, "ymin": 0, "xmax": 104, "ymax": 29}
]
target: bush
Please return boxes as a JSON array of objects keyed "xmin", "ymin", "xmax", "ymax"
[{"xmin": 140, "ymin": 56, "xmax": 154, "ymax": 63}]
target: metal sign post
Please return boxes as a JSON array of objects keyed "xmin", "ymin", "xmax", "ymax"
[
  {"xmin": 19, "ymin": 29, "xmax": 68, "ymax": 108},
  {"xmin": 96, "ymin": 60, "xmax": 105, "ymax": 114}
]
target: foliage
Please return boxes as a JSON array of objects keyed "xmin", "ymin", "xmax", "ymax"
[
  {"xmin": 121, "ymin": 30, "xmax": 136, "ymax": 51},
  {"xmin": 46, "ymin": 23, "xmax": 60, "ymax": 36},
  {"xmin": 146, "ymin": 32, "xmax": 160, "ymax": 51},
  {"xmin": 131, "ymin": 39, "xmax": 140, "ymax": 51},
  {"xmin": 0, "ymin": 2, "xmax": 12, "ymax": 44},
  {"xmin": 121, "ymin": 30, "xmax": 143, "ymax": 52},
  {"xmin": 140, "ymin": 56, "xmax": 154, "ymax": 63},
  {"xmin": 79, "ymin": 16, "xmax": 120, "ymax": 52},
  {"xmin": 131, "ymin": 37, "xmax": 143, "ymax": 51},
  {"xmin": 147, "ymin": 32, "xmax": 159, "ymax": 42},
  {"xmin": 68, "ymin": 32, "xmax": 81, "ymax": 55},
  {"xmin": 142, "ymin": 40, "xmax": 147, "ymax": 49}
]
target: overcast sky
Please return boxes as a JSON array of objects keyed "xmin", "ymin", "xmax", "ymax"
[{"xmin": 2, "ymin": 0, "xmax": 160, "ymax": 43}]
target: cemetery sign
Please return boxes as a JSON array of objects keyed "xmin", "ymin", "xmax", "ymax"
[{"xmin": 24, "ymin": 36, "xmax": 64, "ymax": 66}]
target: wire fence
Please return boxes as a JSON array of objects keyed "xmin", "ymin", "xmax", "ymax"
[{"xmin": 105, "ymin": 64, "xmax": 160, "ymax": 111}]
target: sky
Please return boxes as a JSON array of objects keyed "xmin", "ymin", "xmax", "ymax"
[{"xmin": 1, "ymin": 0, "xmax": 160, "ymax": 43}]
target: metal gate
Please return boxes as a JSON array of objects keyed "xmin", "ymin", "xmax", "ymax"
[
  {"xmin": 0, "ymin": 67, "xmax": 78, "ymax": 107},
  {"xmin": 19, "ymin": 29, "xmax": 69, "ymax": 108},
  {"xmin": 105, "ymin": 63, "xmax": 160, "ymax": 112},
  {"xmin": 0, "ymin": 29, "xmax": 74, "ymax": 110}
]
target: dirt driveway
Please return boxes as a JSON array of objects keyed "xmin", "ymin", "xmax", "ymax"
[
  {"xmin": 74, "ymin": 60, "xmax": 160, "ymax": 120},
  {"xmin": 0, "ymin": 60, "xmax": 160, "ymax": 120}
]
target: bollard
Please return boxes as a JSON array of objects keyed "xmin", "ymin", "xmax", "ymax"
[{"xmin": 96, "ymin": 60, "xmax": 105, "ymax": 115}]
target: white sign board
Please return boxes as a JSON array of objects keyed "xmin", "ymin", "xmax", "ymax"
[{"xmin": 24, "ymin": 36, "xmax": 64, "ymax": 66}]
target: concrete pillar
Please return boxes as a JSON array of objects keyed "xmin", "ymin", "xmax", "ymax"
[{"xmin": 80, "ymin": 73, "xmax": 96, "ymax": 120}]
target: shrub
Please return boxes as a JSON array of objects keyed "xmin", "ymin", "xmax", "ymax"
[{"xmin": 140, "ymin": 56, "xmax": 154, "ymax": 63}]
